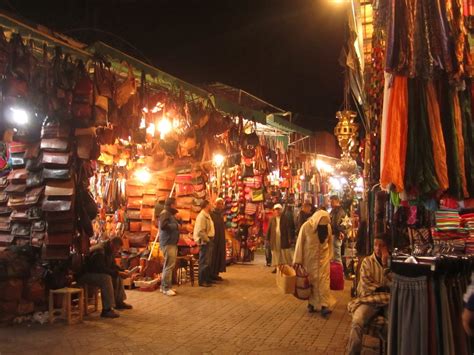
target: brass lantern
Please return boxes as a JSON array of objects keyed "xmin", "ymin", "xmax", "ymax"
[{"xmin": 334, "ymin": 110, "xmax": 359, "ymax": 175}]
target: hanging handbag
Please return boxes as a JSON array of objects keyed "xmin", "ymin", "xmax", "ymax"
[
  {"xmin": 293, "ymin": 264, "xmax": 311, "ymax": 300},
  {"xmin": 41, "ymin": 152, "xmax": 72, "ymax": 168},
  {"xmin": 124, "ymin": 232, "xmax": 149, "ymax": 248},
  {"xmin": 141, "ymin": 220, "xmax": 152, "ymax": 232},
  {"xmin": 127, "ymin": 196, "xmax": 142, "ymax": 209},
  {"xmin": 127, "ymin": 210, "xmax": 141, "ymax": 220},
  {"xmin": 242, "ymin": 162, "xmax": 255, "ymax": 178},
  {"xmin": 42, "ymin": 198, "xmax": 72, "ymax": 212},
  {"xmin": 7, "ymin": 169, "xmax": 28, "ymax": 184},
  {"xmin": 43, "ymin": 168, "xmax": 72, "ymax": 180},
  {"xmin": 72, "ymin": 61, "xmax": 93, "ymax": 122},
  {"xmin": 45, "ymin": 180, "xmax": 75, "ymax": 197},
  {"xmin": 115, "ymin": 63, "xmax": 136, "ymax": 108},
  {"xmin": 142, "ymin": 194, "xmax": 156, "ymax": 207},
  {"xmin": 126, "ymin": 185, "xmax": 144, "ymax": 197},
  {"xmin": 26, "ymin": 155, "xmax": 43, "ymax": 172},
  {"xmin": 45, "ymin": 233, "xmax": 73, "ymax": 246},
  {"xmin": 10, "ymin": 153, "xmax": 25, "ymax": 169},
  {"xmin": 0, "ymin": 192, "xmax": 8, "ymax": 205},
  {"xmin": 176, "ymin": 184, "xmax": 195, "ymax": 197},
  {"xmin": 140, "ymin": 207, "xmax": 153, "ymax": 220},
  {"xmin": 177, "ymin": 209, "xmax": 191, "ymax": 222},
  {"xmin": 40, "ymin": 138, "xmax": 70, "ymax": 152},
  {"xmin": 129, "ymin": 221, "xmax": 142, "ymax": 232},
  {"xmin": 176, "ymin": 196, "xmax": 194, "ymax": 209}
]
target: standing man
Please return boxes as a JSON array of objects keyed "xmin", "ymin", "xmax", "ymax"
[
  {"xmin": 266, "ymin": 204, "xmax": 294, "ymax": 273},
  {"xmin": 330, "ymin": 195, "xmax": 347, "ymax": 266},
  {"xmin": 159, "ymin": 198, "xmax": 180, "ymax": 296},
  {"xmin": 210, "ymin": 198, "xmax": 226, "ymax": 281},
  {"xmin": 347, "ymin": 234, "xmax": 391, "ymax": 355},
  {"xmin": 79, "ymin": 237, "xmax": 132, "ymax": 318},
  {"xmin": 296, "ymin": 200, "xmax": 313, "ymax": 237},
  {"xmin": 193, "ymin": 200, "xmax": 215, "ymax": 287}
]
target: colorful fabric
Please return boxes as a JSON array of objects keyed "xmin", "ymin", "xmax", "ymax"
[{"xmin": 381, "ymin": 76, "xmax": 408, "ymax": 192}]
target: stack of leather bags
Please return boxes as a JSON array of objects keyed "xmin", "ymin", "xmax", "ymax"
[{"xmin": 39, "ymin": 120, "xmax": 75, "ymax": 259}]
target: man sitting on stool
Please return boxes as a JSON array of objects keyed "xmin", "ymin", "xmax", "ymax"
[
  {"xmin": 347, "ymin": 234, "xmax": 391, "ymax": 355},
  {"xmin": 79, "ymin": 237, "xmax": 132, "ymax": 318}
]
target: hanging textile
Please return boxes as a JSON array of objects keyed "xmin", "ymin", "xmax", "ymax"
[
  {"xmin": 452, "ymin": 90, "xmax": 469, "ymax": 198},
  {"xmin": 381, "ymin": 76, "xmax": 408, "ymax": 192},
  {"xmin": 459, "ymin": 83, "xmax": 474, "ymax": 197},
  {"xmin": 438, "ymin": 78, "xmax": 463, "ymax": 199},
  {"xmin": 425, "ymin": 81, "xmax": 449, "ymax": 191},
  {"xmin": 404, "ymin": 79, "xmax": 440, "ymax": 195}
]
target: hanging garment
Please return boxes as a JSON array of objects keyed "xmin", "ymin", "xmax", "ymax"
[
  {"xmin": 380, "ymin": 72, "xmax": 393, "ymax": 178},
  {"xmin": 404, "ymin": 79, "xmax": 440, "ymax": 195},
  {"xmin": 452, "ymin": 91, "xmax": 469, "ymax": 197},
  {"xmin": 381, "ymin": 76, "xmax": 408, "ymax": 192},
  {"xmin": 425, "ymin": 81, "xmax": 449, "ymax": 191},
  {"xmin": 459, "ymin": 84, "xmax": 474, "ymax": 197},
  {"xmin": 294, "ymin": 210, "xmax": 335, "ymax": 311},
  {"xmin": 438, "ymin": 78, "xmax": 463, "ymax": 199}
]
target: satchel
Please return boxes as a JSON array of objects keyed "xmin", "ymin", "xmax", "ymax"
[
  {"xmin": 12, "ymin": 223, "xmax": 30, "ymax": 237},
  {"xmin": 25, "ymin": 187, "xmax": 44, "ymax": 206},
  {"xmin": 126, "ymin": 185, "xmax": 143, "ymax": 197},
  {"xmin": 156, "ymin": 178, "xmax": 174, "ymax": 191},
  {"xmin": 140, "ymin": 207, "xmax": 153, "ymax": 220},
  {"xmin": 276, "ymin": 265, "xmax": 296, "ymax": 295},
  {"xmin": 142, "ymin": 194, "xmax": 156, "ymax": 207},
  {"xmin": 27, "ymin": 207, "xmax": 43, "ymax": 220},
  {"xmin": 41, "ymin": 122, "xmax": 71, "ymax": 139},
  {"xmin": 0, "ymin": 192, "xmax": 8, "ymax": 205},
  {"xmin": 76, "ymin": 135, "xmax": 95, "ymax": 160},
  {"xmin": 7, "ymin": 169, "xmax": 28, "ymax": 184},
  {"xmin": 194, "ymin": 189, "xmax": 206, "ymax": 199},
  {"xmin": 42, "ymin": 152, "xmax": 72, "ymax": 168},
  {"xmin": 127, "ymin": 196, "xmax": 142, "ymax": 209},
  {"xmin": 42, "ymin": 198, "xmax": 72, "ymax": 212},
  {"xmin": 0, "ymin": 217, "xmax": 11, "ymax": 232},
  {"xmin": 0, "ymin": 207, "xmax": 12, "ymax": 216},
  {"xmin": 177, "ymin": 208, "xmax": 191, "ymax": 222},
  {"xmin": 31, "ymin": 231, "xmax": 46, "ymax": 247},
  {"xmin": 43, "ymin": 168, "xmax": 72, "ymax": 180},
  {"xmin": 176, "ymin": 184, "xmax": 194, "ymax": 197},
  {"xmin": 124, "ymin": 232, "xmax": 149, "ymax": 248},
  {"xmin": 45, "ymin": 210, "xmax": 74, "ymax": 222},
  {"xmin": 40, "ymin": 138, "xmax": 70, "ymax": 152},
  {"xmin": 5, "ymin": 184, "xmax": 26, "ymax": 194},
  {"xmin": 141, "ymin": 220, "xmax": 152, "ymax": 232},
  {"xmin": 0, "ymin": 177, "xmax": 8, "ymax": 189},
  {"xmin": 176, "ymin": 196, "xmax": 193, "ymax": 209},
  {"xmin": 129, "ymin": 221, "xmax": 141, "ymax": 232},
  {"xmin": 32, "ymin": 220, "xmax": 46, "ymax": 232},
  {"xmin": 115, "ymin": 63, "xmax": 136, "ymax": 108},
  {"xmin": 127, "ymin": 209, "xmax": 141, "ymax": 220},
  {"xmin": 45, "ymin": 180, "xmax": 74, "ymax": 197},
  {"xmin": 11, "ymin": 211, "xmax": 29, "ymax": 222},
  {"xmin": 175, "ymin": 174, "xmax": 193, "ymax": 184},
  {"xmin": 293, "ymin": 264, "xmax": 311, "ymax": 300},
  {"xmin": 9, "ymin": 142, "xmax": 27, "ymax": 154},
  {"xmin": 0, "ymin": 234, "xmax": 14, "ymax": 246}
]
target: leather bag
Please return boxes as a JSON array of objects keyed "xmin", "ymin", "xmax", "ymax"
[
  {"xmin": 25, "ymin": 156, "xmax": 43, "ymax": 172},
  {"xmin": 7, "ymin": 169, "xmax": 28, "ymax": 184},
  {"xmin": 40, "ymin": 138, "xmax": 70, "ymax": 152},
  {"xmin": 42, "ymin": 198, "xmax": 72, "ymax": 212},
  {"xmin": 42, "ymin": 152, "xmax": 72, "ymax": 168},
  {"xmin": 142, "ymin": 194, "xmax": 156, "ymax": 207},
  {"xmin": 129, "ymin": 221, "xmax": 141, "ymax": 232},
  {"xmin": 26, "ymin": 171, "xmax": 43, "ymax": 188},
  {"xmin": 12, "ymin": 223, "xmax": 30, "ymax": 237},
  {"xmin": 124, "ymin": 232, "xmax": 149, "ymax": 248},
  {"xmin": 0, "ymin": 192, "xmax": 8, "ymax": 205},
  {"xmin": 10, "ymin": 153, "xmax": 25, "ymax": 169},
  {"xmin": 127, "ymin": 196, "xmax": 142, "ymax": 209},
  {"xmin": 177, "ymin": 208, "xmax": 191, "ymax": 222},
  {"xmin": 127, "ymin": 210, "xmax": 141, "ymax": 220},
  {"xmin": 0, "ymin": 234, "xmax": 14, "ymax": 246},
  {"xmin": 47, "ymin": 221, "xmax": 74, "ymax": 233},
  {"xmin": 140, "ymin": 207, "xmax": 153, "ymax": 220},
  {"xmin": 45, "ymin": 180, "xmax": 74, "ymax": 197},
  {"xmin": 176, "ymin": 184, "xmax": 194, "ymax": 197},
  {"xmin": 126, "ymin": 185, "xmax": 143, "ymax": 197},
  {"xmin": 176, "ymin": 196, "xmax": 193, "ymax": 209},
  {"xmin": 43, "ymin": 168, "xmax": 72, "ymax": 180},
  {"xmin": 0, "ymin": 217, "xmax": 11, "ymax": 232},
  {"xmin": 141, "ymin": 220, "xmax": 151, "ymax": 232},
  {"xmin": 5, "ymin": 184, "xmax": 26, "ymax": 194}
]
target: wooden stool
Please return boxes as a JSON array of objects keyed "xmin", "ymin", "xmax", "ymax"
[
  {"xmin": 82, "ymin": 285, "xmax": 99, "ymax": 316},
  {"xmin": 175, "ymin": 256, "xmax": 195, "ymax": 286},
  {"xmin": 49, "ymin": 288, "xmax": 84, "ymax": 325}
]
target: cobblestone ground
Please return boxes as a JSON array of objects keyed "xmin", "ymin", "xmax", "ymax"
[{"xmin": 0, "ymin": 255, "xmax": 380, "ymax": 355}]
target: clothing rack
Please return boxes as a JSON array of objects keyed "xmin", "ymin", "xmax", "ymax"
[{"xmin": 389, "ymin": 254, "xmax": 474, "ymax": 277}]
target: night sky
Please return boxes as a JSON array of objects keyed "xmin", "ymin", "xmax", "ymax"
[{"xmin": 2, "ymin": 0, "xmax": 346, "ymax": 132}]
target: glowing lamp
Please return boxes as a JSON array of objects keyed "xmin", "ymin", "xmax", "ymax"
[
  {"xmin": 213, "ymin": 153, "xmax": 225, "ymax": 167},
  {"xmin": 158, "ymin": 117, "xmax": 172, "ymax": 139},
  {"xmin": 146, "ymin": 123, "xmax": 155, "ymax": 137},
  {"xmin": 9, "ymin": 107, "xmax": 29, "ymax": 125},
  {"xmin": 316, "ymin": 159, "xmax": 334, "ymax": 174},
  {"xmin": 135, "ymin": 168, "xmax": 151, "ymax": 183}
]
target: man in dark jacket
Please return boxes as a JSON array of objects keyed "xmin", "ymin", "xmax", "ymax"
[
  {"xmin": 296, "ymin": 201, "xmax": 313, "ymax": 237},
  {"xmin": 330, "ymin": 195, "xmax": 347, "ymax": 265},
  {"xmin": 266, "ymin": 204, "xmax": 295, "ymax": 273},
  {"xmin": 159, "ymin": 197, "xmax": 180, "ymax": 296},
  {"xmin": 79, "ymin": 237, "xmax": 132, "ymax": 318},
  {"xmin": 210, "ymin": 198, "xmax": 227, "ymax": 281}
]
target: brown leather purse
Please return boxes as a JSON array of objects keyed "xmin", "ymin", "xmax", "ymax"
[
  {"xmin": 42, "ymin": 152, "xmax": 72, "ymax": 168},
  {"xmin": 43, "ymin": 168, "xmax": 72, "ymax": 180},
  {"xmin": 142, "ymin": 194, "xmax": 156, "ymax": 207},
  {"xmin": 5, "ymin": 184, "xmax": 27, "ymax": 194},
  {"xmin": 141, "ymin": 220, "xmax": 152, "ymax": 232},
  {"xmin": 7, "ymin": 169, "xmax": 28, "ymax": 184},
  {"xmin": 129, "ymin": 221, "xmax": 142, "ymax": 232},
  {"xmin": 40, "ymin": 138, "xmax": 70, "ymax": 152},
  {"xmin": 126, "ymin": 185, "xmax": 144, "ymax": 197},
  {"xmin": 42, "ymin": 198, "xmax": 72, "ymax": 212},
  {"xmin": 140, "ymin": 207, "xmax": 153, "ymax": 220},
  {"xmin": 127, "ymin": 196, "xmax": 142, "ymax": 209},
  {"xmin": 123, "ymin": 232, "xmax": 149, "ymax": 248},
  {"xmin": 45, "ymin": 180, "xmax": 75, "ymax": 197}
]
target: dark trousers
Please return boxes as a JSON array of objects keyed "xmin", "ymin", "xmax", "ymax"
[
  {"xmin": 388, "ymin": 274, "xmax": 428, "ymax": 355},
  {"xmin": 79, "ymin": 273, "xmax": 126, "ymax": 311},
  {"xmin": 199, "ymin": 242, "xmax": 212, "ymax": 284},
  {"xmin": 265, "ymin": 241, "xmax": 272, "ymax": 266}
]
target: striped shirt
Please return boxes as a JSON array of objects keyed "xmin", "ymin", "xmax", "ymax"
[{"xmin": 357, "ymin": 253, "xmax": 391, "ymax": 298}]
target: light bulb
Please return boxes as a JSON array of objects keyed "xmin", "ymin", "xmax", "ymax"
[
  {"xmin": 158, "ymin": 117, "xmax": 172, "ymax": 139},
  {"xmin": 135, "ymin": 168, "xmax": 151, "ymax": 183},
  {"xmin": 213, "ymin": 153, "xmax": 225, "ymax": 167},
  {"xmin": 9, "ymin": 107, "xmax": 29, "ymax": 125}
]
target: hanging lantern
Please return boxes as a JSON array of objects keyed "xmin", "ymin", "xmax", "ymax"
[{"xmin": 334, "ymin": 110, "xmax": 359, "ymax": 176}]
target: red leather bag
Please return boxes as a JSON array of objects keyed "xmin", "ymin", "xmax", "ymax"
[{"xmin": 330, "ymin": 261, "xmax": 344, "ymax": 291}]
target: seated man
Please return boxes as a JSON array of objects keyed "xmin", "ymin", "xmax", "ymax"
[
  {"xmin": 347, "ymin": 234, "xmax": 391, "ymax": 355},
  {"xmin": 79, "ymin": 237, "xmax": 132, "ymax": 318}
]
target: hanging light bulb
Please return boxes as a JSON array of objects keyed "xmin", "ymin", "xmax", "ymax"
[
  {"xmin": 135, "ymin": 168, "xmax": 151, "ymax": 183},
  {"xmin": 139, "ymin": 117, "xmax": 146, "ymax": 129},
  {"xmin": 213, "ymin": 153, "xmax": 225, "ymax": 167},
  {"xmin": 146, "ymin": 123, "xmax": 155, "ymax": 137},
  {"xmin": 9, "ymin": 107, "xmax": 29, "ymax": 126},
  {"xmin": 158, "ymin": 117, "xmax": 172, "ymax": 139}
]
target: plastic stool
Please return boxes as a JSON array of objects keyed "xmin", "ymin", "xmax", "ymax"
[{"xmin": 49, "ymin": 288, "xmax": 84, "ymax": 325}]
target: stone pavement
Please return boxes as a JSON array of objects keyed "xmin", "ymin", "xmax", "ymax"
[{"xmin": 0, "ymin": 255, "xmax": 380, "ymax": 355}]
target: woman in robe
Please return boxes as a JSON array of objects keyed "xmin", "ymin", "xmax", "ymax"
[{"xmin": 294, "ymin": 209, "xmax": 335, "ymax": 317}]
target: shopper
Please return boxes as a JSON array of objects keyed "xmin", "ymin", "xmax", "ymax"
[
  {"xmin": 79, "ymin": 237, "xmax": 132, "ymax": 319},
  {"xmin": 294, "ymin": 209, "xmax": 335, "ymax": 318},
  {"xmin": 266, "ymin": 204, "xmax": 294, "ymax": 273},
  {"xmin": 462, "ymin": 273, "xmax": 474, "ymax": 336},
  {"xmin": 193, "ymin": 200, "xmax": 215, "ymax": 287},
  {"xmin": 296, "ymin": 200, "xmax": 313, "ymax": 237},
  {"xmin": 330, "ymin": 195, "xmax": 347, "ymax": 265},
  {"xmin": 347, "ymin": 234, "xmax": 391, "ymax": 355},
  {"xmin": 210, "ymin": 198, "xmax": 226, "ymax": 281},
  {"xmin": 159, "ymin": 197, "xmax": 180, "ymax": 296}
]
